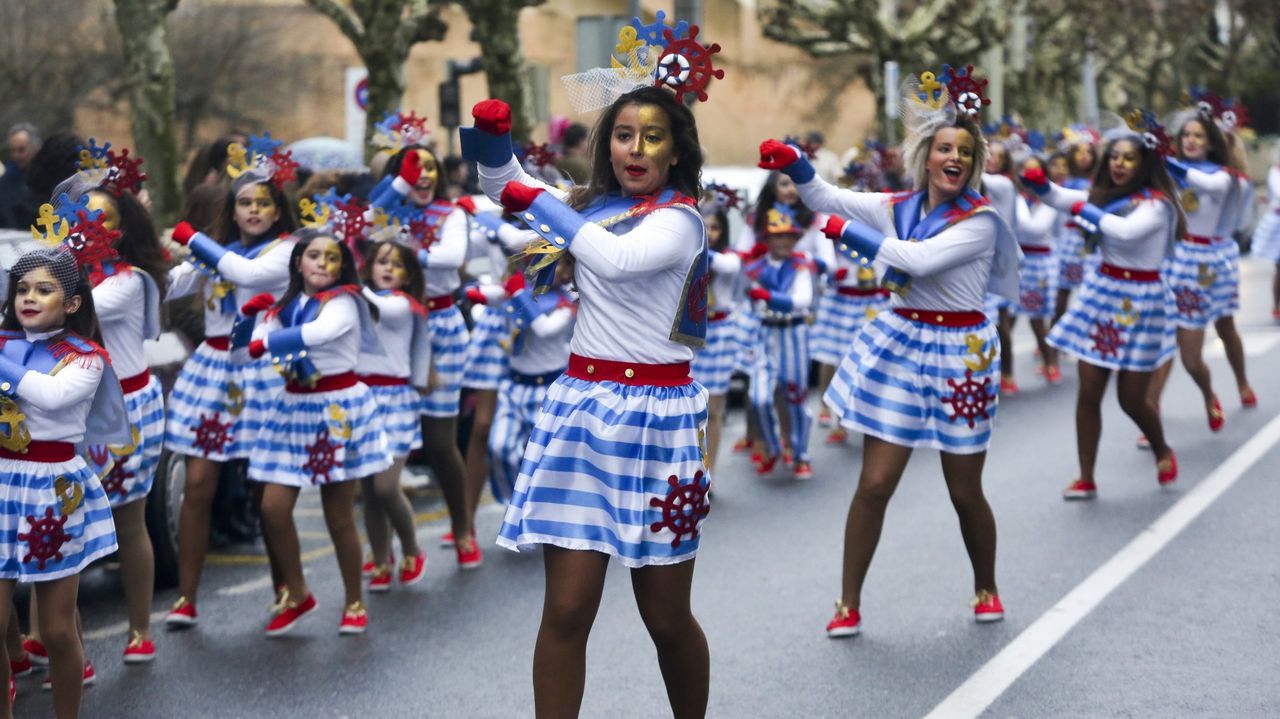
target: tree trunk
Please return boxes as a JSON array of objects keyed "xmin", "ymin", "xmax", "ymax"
[
  {"xmin": 113, "ymin": 0, "xmax": 181, "ymax": 226},
  {"xmin": 360, "ymin": 47, "xmax": 408, "ymax": 162},
  {"xmin": 464, "ymin": 1, "xmax": 535, "ymax": 142}
]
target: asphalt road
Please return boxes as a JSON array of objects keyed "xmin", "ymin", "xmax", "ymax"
[{"xmin": 14, "ymin": 260, "xmax": 1280, "ymax": 718}]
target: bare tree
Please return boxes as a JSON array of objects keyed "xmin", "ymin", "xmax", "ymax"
[
  {"xmin": 451, "ymin": 0, "xmax": 544, "ymax": 142},
  {"xmin": 304, "ymin": 0, "xmax": 448, "ymax": 158}
]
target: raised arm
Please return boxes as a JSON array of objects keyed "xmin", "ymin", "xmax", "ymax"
[
  {"xmin": 1016, "ymin": 197, "xmax": 1057, "ymax": 238},
  {"xmin": 529, "ymin": 306, "xmax": 575, "ymax": 338},
  {"xmin": 165, "ymin": 261, "xmax": 204, "ymax": 302},
  {"xmin": 1021, "ymin": 167, "xmax": 1088, "ymax": 212},
  {"xmin": 0, "ymin": 352, "xmax": 103, "ymax": 412},
  {"xmin": 1165, "ymin": 159, "xmax": 1234, "ymax": 198},
  {"xmin": 1094, "ymin": 199, "xmax": 1170, "ymax": 243},
  {"xmin": 170, "ymin": 221, "xmax": 293, "ymax": 290},
  {"xmin": 759, "ymin": 139, "xmax": 891, "ymax": 227},
  {"xmin": 825, "ymin": 212, "xmax": 995, "ymax": 278},
  {"xmin": 360, "ymin": 286, "xmax": 411, "ymax": 322}
]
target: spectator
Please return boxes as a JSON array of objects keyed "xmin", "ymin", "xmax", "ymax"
[
  {"xmin": 442, "ymin": 154, "xmax": 476, "ymax": 199},
  {"xmin": 6, "ymin": 131, "xmax": 82, "ymax": 230},
  {"xmin": 555, "ymin": 122, "xmax": 589, "ymax": 184},
  {"xmin": 805, "ymin": 130, "xmax": 843, "ymax": 184},
  {"xmin": 0, "ymin": 123, "xmax": 42, "ymax": 228}
]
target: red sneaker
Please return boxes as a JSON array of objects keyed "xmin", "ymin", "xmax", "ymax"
[
  {"xmin": 339, "ymin": 601, "xmax": 368, "ymax": 636},
  {"xmin": 1157, "ymin": 450, "xmax": 1178, "ymax": 487},
  {"xmin": 755, "ymin": 454, "xmax": 779, "ymax": 476},
  {"xmin": 439, "ymin": 531, "xmax": 455, "ymax": 548},
  {"xmin": 1241, "ymin": 387, "xmax": 1258, "ymax": 409},
  {"xmin": 1000, "ymin": 376, "xmax": 1019, "ymax": 396},
  {"xmin": 1045, "ymin": 365, "xmax": 1062, "ymax": 384},
  {"xmin": 456, "ymin": 536, "xmax": 483, "ymax": 570},
  {"xmin": 782, "ymin": 449, "xmax": 794, "ymax": 467},
  {"xmin": 825, "ymin": 602, "xmax": 861, "ymax": 638},
  {"xmin": 43, "ymin": 661, "xmax": 94, "ymax": 691},
  {"xmin": 399, "ymin": 553, "xmax": 427, "ymax": 586},
  {"xmin": 825, "ymin": 428, "xmax": 847, "ymax": 445},
  {"xmin": 972, "ymin": 590, "xmax": 1005, "ymax": 622},
  {"xmin": 265, "ymin": 593, "xmax": 318, "ymax": 637},
  {"xmin": 1208, "ymin": 396, "xmax": 1225, "ymax": 432},
  {"xmin": 123, "ymin": 631, "xmax": 155, "ymax": 664},
  {"xmin": 368, "ymin": 565, "xmax": 392, "ymax": 593},
  {"xmin": 164, "ymin": 596, "xmax": 198, "ymax": 628},
  {"xmin": 9, "ymin": 654, "xmax": 34, "ymax": 677},
  {"xmin": 361, "ymin": 554, "xmax": 376, "ymax": 577},
  {"xmin": 793, "ymin": 461, "xmax": 813, "ymax": 480},
  {"xmin": 22, "ymin": 637, "xmax": 48, "ymax": 666},
  {"xmin": 1063, "ymin": 478, "xmax": 1097, "ymax": 500}
]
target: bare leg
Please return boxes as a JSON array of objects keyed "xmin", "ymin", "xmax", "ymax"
[
  {"xmin": 360, "ymin": 474, "xmax": 392, "ymax": 566},
  {"xmin": 839, "ymin": 436, "xmax": 913, "ymax": 609},
  {"xmin": 0, "ymin": 582, "xmax": 13, "ymax": 719},
  {"xmin": 1213, "ymin": 315, "xmax": 1253, "ymax": 398},
  {"xmin": 1053, "ymin": 288, "xmax": 1072, "ymax": 327},
  {"xmin": 111, "ymin": 499, "xmax": 154, "ymax": 641},
  {"xmin": 532, "ymin": 547, "xmax": 609, "ymax": 718},
  {"xmin": 35, "ymin": 576, "xmax": 83, "ymax": 719},
  {"xmin": 248, "ymin": 480, "xmax": 283, "ymax": 590},
  {"xmin": 463, "ymin": 389, "xmax": 497, "ymax": 527},
  {"xmin": 176, "ymin": 456, "xmax": 220, "ymax": 603},
  {"xmin": 1029, "ymin": 317, "xmax": 1057, "ymax": 370},
  {"xmin": 997, "ymin": 307, "xmax": 1014, "ymax": 381},
  {"xmin": 259, "ymin": 484, "xmax": 307, "ymax": 601},
  {"xmin": 1075, "ymin": 361, "xmax": 1111, "ymax": 482},
  {"xmin": 320, "ymin": 481, "xmax": 364, "ymax": 607},
  {"xmin": 704, "ymin": 394, "xmax": 727, "ymax": 475},
  {"xmin": 373, "ymin": 457, "xmax": 421, "ymax": 559},
  {"xmin": 421, "ymin": 416, "xmax": 471, "ymax": 548},
  {"xmin": 632, "ymin": 561, "xmax": 709, "ymax": 719},
  {"xmin": 1117, "ymin": 370, "xmax": 1172, "ymax": 460},
  {"xmin": 940, "ymin": 451, "xmax": 997, "ymax": 594},
  {"xmin": 5, "ymin": 604, "xmax": 21, "ymax": 659}
]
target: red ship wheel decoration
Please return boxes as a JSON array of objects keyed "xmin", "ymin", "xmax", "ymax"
[
  {"xmin": 525, "ymin": 142, "xmax": 558, "ymax": 169},
  {"xmin": 785, "ymin": 381, "xmax": 807, "ymax": 406},
  {"xmin": 65, "ymin": 210, "xmax": 123, "ymax": 285},
  {"xmin": 192, "ymin": 412, "xmax": 232, "ymax": 457},
  {"xmin": 686, "ymin": 272, "xmax": 710, "ymax": 324},
  {"xmin": 303, "ymin": 427, "xmax": 340, "ymax": 484},
  {"xmin": 88, "ymin": 445, "xmax": 132, "ymax": 499},
  {"xmin": 650, "ymin": 470, "xmax": 711, "ymax": 548},
  {"xmin": 654, "ymin": 26, "xmax": 723, "ymax": 103},
  {"xmin": 1064, "ymin": 262, "xmax": 1084, "ymax": 285},
  {"xmin": 941, "ymin": 370, "xmax": 995, "ymax": 428},
  {"xmin": 1020, "ymin": 289, "xmax": 1045, "ymax": 315},
  {"xmin": 1089, "ymin": 319, "xmax": 1125, "ymax": 360},
  {"xmin": 1174, "ymin": 286, "xmax": 1203, "ymax": 317},
  {"xmin": 18, "ymin": 507, "xmax": 73, "ymax": 570}
]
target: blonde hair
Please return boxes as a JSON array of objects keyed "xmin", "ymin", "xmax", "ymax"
[{"xmin": 905, "ymin": 116, "xmax": 988, "ymax": 192}]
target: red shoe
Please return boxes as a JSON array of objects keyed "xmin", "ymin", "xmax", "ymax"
[
  {"xmin": 972, "ymin": 590, "xmax": 1005, "ymax": 623},
  {"xmin": 825, "ymin": 427, "xmax": 847, "ymax": 445},
  {"xmin": 1063, "ymin": 478, "xmax": 1097, "ymax": 500},
  {"xmin": 750, "ymin": 450, "xmax": 764, "ymax": 464},
  {"xmin": 265, "ymin": 593, "xmax": 318, "ymax": 637},
  {"xmin": 22, "ymin": 637, "xmax": 48, "ymax": 666},
  {"xmin": 1000, "ymin": 377, "xmax": 1019, "ymax": 396},
  {"xmin": 1045, "ymin": 365, "xmax": 1062, "ymax": 384},
  {"xmin": 825, "ymin": 602, "xmax": 861, "ymax": 638},
  {"xmin": 755, "ymin": 454, "xmax": 779, "ymax": 476},
  {"xmin": 732, "ymin": 437, "xmax": 753, "ymax": 454},
  {"xmin": 399, "ymin": 553, "xmax": 427, "ymax": 586},
  {"xmin": 164, "ymin": 596, "xmax": 198, "ymax": 628},
  {"xmin": 456, "ymin": 535, "xmax": 483, "ymax": 570},
  {"xmin": 817, "ymin": 408, "xmax": 835, "ymax": 428},
  {"xmin": 368, "ymin": 565, "xmax": 392, "ymax": 593},
  {"xmin": 1272, "ymin": 307, "xmax": 1280, "ymax": 321},
  {"xmin": 782, "ymin": 449, "xmax": 794, "ymax": 466},
  {"xmin": 1208, "ymin": 396, "xmax": 1225, "ymax": 432},
  {"xmin": 1241, "ymin": 387, "xmax": 1258, "ymax": 408},
  {"xmin": 361, "ymin": 554, "xmax": 376, "ymax": 577},
  {"xmin": 793, "ymin": 461, "xmax": 813, "ymax": 480},
  {"xmin": 43, "ymin": 661, "xmax": 94, "ymax": 691},
  {"xmin": 9, "ymin": 654, "xmax": 34, "ymax": 677},
  {"xmin": 123, "ymin": 631, "xmax": 155, "ymax": 664},
  {"xmin": 1157, "ymin": 450, "xmax": 1178, "ymax": 487},
  {"xmin": 339, "ymin": 601, "xmax": 368, "ymax": 635},
  {"xmin": 439, "ymin": 531, "xmax": 455, "ymax": 548}
]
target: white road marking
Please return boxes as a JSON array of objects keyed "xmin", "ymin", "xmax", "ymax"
[{"xmin": 924, "ymin": 411, "xmax": 1280, "ymax": 719}]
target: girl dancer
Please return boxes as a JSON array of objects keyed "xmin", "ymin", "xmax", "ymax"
[
  {"xmin": 358, "ymin": 240, "xmax": 431, "ymax": 592},
  {"xmin": 1252, "ymin": 148, "xmax": 1280, "ymax": 317},
  {"xmin": 760, "ymin": 64, "xmax": 1019, "ymax": 637},
  {"xmin": 691, "ymin": 194, "xmax": 743, "ymax": 475},
  {"xmin": 982, "ymin": 140, "xmax": 1020, "ymax": 394},
  {"xmin": 240, "ymin": 230, "xmax": 391, "ymax": 635},
  {"xmin": 164, "ymin": 151, "xmax": 296, "ymax": 627},
  {"xmin": 1023, "ymin": 110, "xmax": 1180, "ymax": 498},
  {"xmin": 0, "ymin": 247, "xmax": 128, "ymax": 718},
  {"xmin": 462, "ymin": 78, "xmax": 713, "ymax": 714},
  {"xmin": 1054, "ymin": 128, "xmax": 1101, "ymax": 324},
  {"xmin": 1013, "ymin": 154, "xmax": 1062, "ymax": 382}
]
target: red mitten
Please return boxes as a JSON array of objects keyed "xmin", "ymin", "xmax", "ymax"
[
  {"xmin": 748, "ymin": 242, "xmax": 769, "ymax": 260},
  {"xmin": 455, "ymin": 195, "xmax": 477, "ymax": 215},
  {"xmin": 834, "ymin": 267, "xmax": 849, "ymax": 281},
  {"xmin": 1022, "ymin": 166, "xmax": 1048, "ymax": 191},
  {"xmin": 1070, "ymin": 201, "xmax": 1086, "ymax": 216},
  {"xmin": 500, "ymin": 182, "xmax": 544, "ymax": 214},
  {"xmin": 758, "ymin": 139, "xmax": 801, "ymax": 170},
  {"xmin": 822, "ymin": 215, "xmax": 848, "ymax": 240},
  {"xmin": 503, "ymin": 271, "xmax": 527, "ymax": 296},
  {"xmin": 472, "ymin": 99, "xmax": 512, "ymax": 135},
  {"xmin": 399, "ymin": 150, "xmax": 422, "ymax": 186},
  {"xmin": 749, "ymin": 287, "xmax": 771, "ymax": 302},
  {"xmin": 172, "ymin": 221, "xmax": 197, "ymax": 246},
  {"xmin": 247, "ymin": 339, "xmax": 266, "ymax": 359},
  {"xmin": 240, "ymin": 293, "xmax": 276, "ymax": 316},
  {"xmin": 464, "ymin": 286, "xmax": 488, "ymax": 305}
]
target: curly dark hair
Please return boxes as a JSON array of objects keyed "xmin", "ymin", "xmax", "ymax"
[
  {"xmin": 752, "ymin": 171, "xmax": 815, "ymax": 238},
  {"xmin": 1089, "ymin": 135, "xmax": 1186, "ymax": 240},
  {"xmin": 212, "ymin": 177, "xmax": 297, "ymax": 246},
  {"xmin": 361, "ymin": 240, "xmax": 425, "ymax": 301}
]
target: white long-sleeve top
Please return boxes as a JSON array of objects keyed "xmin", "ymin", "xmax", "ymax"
[
  {"xmin": 167, "ymin": 262, "xmax": 234, "ymax": 336},
  {"xmin": 796, "ymin": 177, "xmax": 1005, "ymax": 312},
  {"xmin": 983, "ymin": 173, "xmax": 1019, "ymax": 235},
  {"xmin": 510, "ymin": 302, "xmax": 575, "ymax": 375},
  {"xmin": 1016, "ymin": 196, "xmax": 1058, "ymax": 250},
  {"xmin": 421, "ymin": 210, "xmax": 469, "ymax": 297},
  {"xmin": 92, "ymin": 271, "xmax": 153, "ymax": 379},
  {"xmin": 750, "ymin": 255, "xmax": 814, "ymax": 318},
  {"xmin": 221, "ymin": 238, "xmax": 297, "ymax": 312},
  {"xmin": 1178, "ymin": 165, "xmax": 1235, "ymax": 238},
  {"xmin": 709, "ymin": 250, "xmax": 743, "ymax": 313},
  {"xmin": 358, "ymin": 288, "xmax": 425, "ymax": 380},
  {"xmin": 13, "ymin": 330, "xmax": 103, "ymax": 443},
  {"xmin": 1267, "ymin": 166, "xmax": 1280, "ymax": 210},
  {"xmin": 1039, "ymin": 182, "xmax": 1174, "ymax": 270},
  {"xmin": 468, "ymin": 223, "xmax": 510, "ymax": 279},
  {"xmin": 255, "ymin": 292, "xmax": 361, "ymax": 376},
  {"xmin": 479, "ymin": 158, "xmax": 704, "ymax": 364}
]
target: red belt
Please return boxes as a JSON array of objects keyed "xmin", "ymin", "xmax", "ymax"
[
  {"xmin": 709, "ymin": 311, "xmax": 730, "ymax": 322},
  {"xmin": 286, "ymin": 371, "xmax": 359, "ymax": 394},
  {"xmin": 893, "ymin": 308, "xmax": 986, "ymax": 327},
  {"xmin": 426, "ymin": 294, "xmax": 454, "ymax": 311},
  {"xmin": 837, "ymin": 287, "xmax": 890, "ymax": 297},
  {"xmin": 205, "ymin": 336, "xmax": 230, "ymax": 351},
  {"xmin": 120, "ymin": 369, "xmax": 151, "ymax": 394},
  {"xmin": 0, "ymin": 441, "xmax": 75, "ymax": 463},
  {"xmin": 1099, "ymin": 263, "xmax": 1160, "ymax": 282},
  {"xmin": 358, "ymin": 374, "xmax": 407, "ymax": 387},
  {"xmin": 1183, "ymin": 234, "xmax": 1216, "ymax": 245},
  {"xmin": 566, "ymin": 354, "xmax": 691, "ymax": 387},
  {"xmin": 1019, "ymin": 245, "xmax": 1053, "ymax": 255}
]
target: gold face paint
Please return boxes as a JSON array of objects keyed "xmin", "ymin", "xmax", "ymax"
[
  {"xmin": 610, "ymin": 103, "xmax": 678, "ymax": 196},
  {"xmin": 299, "ymin": 237, "xmax": 343, "ymax": 293},
  {"xmin": 235, "ymin": 183, "xmax": 280, "ymax": 238},
  {"xmin": 415, "ymin": 150, "xmax": 440, "ymax": 188},
  {"xmin": 372, "ymin": 244, "xmax": 407, "ymax": 290},
  {"xmin": 86, "ymin": 191, "xmax": 120, "ymax": 232},
  {"xmin": 320, "ymin": 240, "xmax": 343, "ymax": 278},
  {"xmin": 632, "ymin": 105, "xmax": 676, "ymax": 164}
]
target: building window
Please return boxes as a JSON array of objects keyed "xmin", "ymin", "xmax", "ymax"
[{"xmin": 575, "ymin": 15, "xmax": 629, "ymax": 73}]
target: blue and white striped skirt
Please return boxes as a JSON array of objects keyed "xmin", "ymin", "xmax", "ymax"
[
  {"xmin": 1164, "ymin": 240, "xmax": 1230, "ymax": 329},
  {"xmin": 1212, "ymin": 238, "xmax": 1240, "ymax": 317},
  {"xmin": 488, "ymin": 378, "xmax": 551, "ymax": 503},
  {"xmin": 462, "ymin": 308, "xmax": 510, "ymax": 391},
  {"xmin": 824, "ymin": 311, "xmax": 1000, "ymax": 454},
  {"xmin": 1252, "ymin": 209, "xmax": 1280, "ymax": 262},
  {"xmin": 691, "ymin": 314, "xmax": 739, "ymax": 395},
  {"xmin": 809, "ymin": 290, "xmax": 889, "ymax": 366},
  {"xmin": 1047, "ymin": 269, "xmax": 1175, "ymax": 372},
  {"xmin": 366, "ymin": 382, "xmax": 423, "ymax": 457},
  {"xmin": 423, "ymin": 306, "xmax": 470, "ymax": 417},
  {"xmin": 1057, "ymin": 230, "xmax": 1100, "ymax": 290},
  {"xmin": 983, "ymin": 293, "xmax": 1012, "ymax": 324},
  {"xmin": 0, "ymin": 457, "xmax": 117, "ymax": 582},
  {"xmin": 248, "ymin": 382, "xmax": 393, "ymax": 487},
  {"xmin": 730, "ymin": 311, "xmax": 761, "ymax": 374},
  {"xmin": 1017, "ymin": 251, "xmax": 1059, "ymax": 319},
  {"xmin": 167, "ymin": 341, "xmax": 261, "ymax": 461},
  {"xmin": 496, "ymin": 375, "xmax": 710, "ymax": 567},
  {"xmin": 84, "ymin": 375, "xmax": 165, "ymax": 507}
]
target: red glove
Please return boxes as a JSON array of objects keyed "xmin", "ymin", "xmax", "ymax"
[
  {"xmin": 1071, "ymin": 201, "xmax": 1086, "ymax": 216},
  {"xmin": 503, "ymin": 272, "xmax": 527, "ymax": 297},
  {"xmin": 758, "ymin": 139, "xmax": 801, "ymax": 170},
  {"xmin": 172, "ymin": 221, "xmax": 197, "ymax": 246},
  {"xmin": 834, "ymin": 267, "xmax": 849, "ymax": 281},
  {"xmin": 1021, "ymin": 166, "xmax": 1048, "ymax": 190},
  {"xmin": 240, "ymin": 293, "xmax": 276, "ymax": 316},
  {"xmin": 247, "ymin": 339, "xmax": 266, "ymax": 359},
  {"xmin": 500, "ymin": 181, "xmax": 544, "ymax": 214},
  {"xmin": 822, "ymin": 215, "xmax": 848, "ymax": 240},
  {"xmin": 399, "ymin": 150, "xmax": 422, "ymax": 186},
  {"xmin": 749, "ymin": 287, "xmax": 771, "ymax": 302},
  {"xmin": 472, "ymin": 99, "xmax": 512, "ymax": 136},
  {"xmin": 464, "ymin": 286, "xmax": 488, "ymax": 305},
  {"xmin": 455, "ymin": 195, "xmax": 477, "ymax": 215},
  {"xmin": 748, "ymin": 242, "xmax": 768, "ymax": 260}
]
